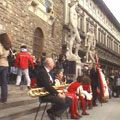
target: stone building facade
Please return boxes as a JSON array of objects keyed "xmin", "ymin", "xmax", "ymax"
[
  {"xmin": 0, "ymin": 0, "xmax": 120, "ymax": 75},
  {"xmin": 0, "ymin": 0, "xmax": 64, "ymax": 58},
  {"xmin": 63, "ymin": 0, "xmax": 120, "ymax": 75}
]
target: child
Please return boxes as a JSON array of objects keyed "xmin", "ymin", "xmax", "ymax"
[{"xmin": 54, "ymin": 69, "xmax": 81, "ymax": 119}]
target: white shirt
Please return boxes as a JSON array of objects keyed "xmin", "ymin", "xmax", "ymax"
[{"xmin": 44, "ymin": 67, "xmax": 54, "ymax": 83}]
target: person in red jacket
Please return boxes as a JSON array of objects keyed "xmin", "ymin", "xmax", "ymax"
[
  {"xmin": 68, "ymin": 76, "xmax": 89, "ymax": 116},
  {"xmin": 15, "ymin": 45, "xmax": 34, "ymax": 89}
]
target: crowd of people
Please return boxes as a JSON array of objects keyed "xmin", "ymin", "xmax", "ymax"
[{"xmin": 0, "ymin": 33, "xmax": 120, "ymax": 120}]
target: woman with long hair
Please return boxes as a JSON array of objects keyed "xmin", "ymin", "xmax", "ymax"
[{"xmin": 0, "ymin": 33, "xmax": 11, "ymax": 103}]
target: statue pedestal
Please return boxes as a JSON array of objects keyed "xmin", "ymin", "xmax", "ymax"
[
  {"xmin": 76, "ymin": 61, "xmax": 83, "ymax": 78},
  {"xmin": 67, "ymin": 60, "xmax": 83, "ymax": 81}
]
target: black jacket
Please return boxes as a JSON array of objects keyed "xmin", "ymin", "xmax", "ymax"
[
  {"xmin": 90, "ymin": 68, "xmax": 99, "ymax": 87},
  {"xmin": 36, "ymin": 66, "xmax": 58, "ymax": 96}
]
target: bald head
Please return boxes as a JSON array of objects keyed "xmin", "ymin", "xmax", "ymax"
[{"xmin": 44, "ymin": 58, "xmax": 55, "ymax": 70}]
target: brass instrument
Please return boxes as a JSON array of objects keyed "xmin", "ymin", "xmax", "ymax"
[{"xmin": 28, "ymin": 84, "xmax": 69, "ymax": 97}]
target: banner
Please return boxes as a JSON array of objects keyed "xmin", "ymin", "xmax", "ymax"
[{"xmin": 94, "ymin": 54, "xmax": 109, "ymax": 99}]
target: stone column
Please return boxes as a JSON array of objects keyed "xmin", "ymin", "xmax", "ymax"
[
  {"xmin": 106, "ymin": 33, "xmax": 108, "ymax": 47},
  {"xmin": 111, "ymin": 39, "xmax": 113, "ymax": 50},
  {"xmin": 118, "ymin": 44, "xmax": 120, "ymax": 54},
  {"xmin": 112, "ymin": 39, "xmax": 114, "ymax": 51},
  {"xmin": 64, "ymin": 0, "xmax": 70, "ymax": 25},
  {"xmin": 82, "ymin": 12, "xmax": 85, "ymax": 33},
  {"xmin": 117, "ymin": 43, "xmax": 119, "ymax": 54},
  {"xmin": 64, "ymin": 0, "xmax": 70, "ymax": 45},
  {"xmin": 83, "ymin": 12, "xmax": 87, "ymax": 34}
]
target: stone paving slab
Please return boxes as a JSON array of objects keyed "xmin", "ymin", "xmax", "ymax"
[{"xmin": 80, "ymin": 98, "xmax": 120, "ymax": 120}]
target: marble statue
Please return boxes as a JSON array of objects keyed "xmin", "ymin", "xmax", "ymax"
[
  {"xmin": 85, "ymin": 27, "xmax": 96, "ymax": 63},
  {"xmin": 66, "ymin": 0, "xmax": 82, "ymax": 61}
]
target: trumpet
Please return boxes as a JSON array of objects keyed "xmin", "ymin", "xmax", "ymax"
[{"xmin": 28, "ymin": 84, "xmax": 69, "ymax": 97}]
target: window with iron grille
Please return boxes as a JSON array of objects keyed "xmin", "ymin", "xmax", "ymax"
[{"xmin": 45, "ymin": 0, "xmax": 52, "ymax": 13}]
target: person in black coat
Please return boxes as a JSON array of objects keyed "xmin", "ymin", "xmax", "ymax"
[
  {"xmin": 90, "ymin": 64, "xmax": 99, "ymax": 106},
  {"xmin": 114, "ymin": 70, "xmax": 120, "ymax": 97},
  {"xmin": 36, "ymin": 58, "xmax": 72, "ymax": 120},
  {"xmin": 55, "ymin": 54, "xmax": 68, "ymax": 75}
]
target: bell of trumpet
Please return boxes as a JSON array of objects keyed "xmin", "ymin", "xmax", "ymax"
[{"xmin": 28, "ymin": 84, "xmax": 69, "ymax": 97}]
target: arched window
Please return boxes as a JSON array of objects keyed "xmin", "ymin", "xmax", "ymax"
[{"xmin": 33, "ymin": 28, "xmax": 44, "ymax": 58}]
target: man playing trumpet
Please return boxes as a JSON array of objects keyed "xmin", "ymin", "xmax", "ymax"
[{"xmin": 36, "ymin": 58, "xmax": 72, "ymax": 120}]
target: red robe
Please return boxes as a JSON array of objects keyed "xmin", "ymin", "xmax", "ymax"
[
  {"xmin": 68, "ymin": 81, "xmax": 81, "ymax": 93},
  {"xmin": 68, "ymin": 81, "xmax": 87, "ymax": 114}
]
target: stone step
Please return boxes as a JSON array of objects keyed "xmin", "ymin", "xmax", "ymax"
[
  {"xmin": 8, "ymin": 90, "xmax": 29, "ymax": 98},
  {"xmin": 13, "ymin": 109, "xmax": 69, "ymax": 120},
  {"xmin": 0, "ymin": 102, "xmax": 50, "ymax": 120},
  {"xmin": 0, "ymin": 85, "xmax": 45, "ymax": 120},
  {"xmin": 13, "ymin": 107, "xmax": 51, "ymax": 120},
  {"xmin": 0, "ymin": 85, "xmax": 30, "ymax": 98},
  {"xmin": 8, "ymin": 85, "xmax": 28, "ymax": 91},
  {"xmin": 0, "ymin": 85, "xmax": 27, "ymax": 92},
  {"xmin": 0, "ymin": 96, "xmax": 38, "ymax": 110}
]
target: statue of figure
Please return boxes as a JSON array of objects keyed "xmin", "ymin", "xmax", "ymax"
[
  {"xmin": 85, "ymin": 27, "xmax": 96, "ymax": 63},
  {"xmin": 89, "ymin": 46, "xmax": 96, "ymax": 63},
  {"xmin": 66, "ymin": 0, "xmax": 82, "ymax": 61}
]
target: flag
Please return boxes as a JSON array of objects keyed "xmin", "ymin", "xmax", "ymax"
[{"xmin": 94, "ymin": 54, "xmax": 109, "ymax": 99}]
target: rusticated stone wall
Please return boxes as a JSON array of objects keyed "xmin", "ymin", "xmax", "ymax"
[{"xmin": 0, "ymin": 0, "xmax": 64, "ymax": 58}]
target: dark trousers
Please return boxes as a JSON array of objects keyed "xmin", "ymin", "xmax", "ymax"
[
  {"xmin": 115, "ymin": 86, "xmax": 120, "ymax": 97},
  {"xmin": 91, "ymin": 85, "xmax": 97, "ymax": 104},
  {"xmin": 40, "ymin": 94, "xmax": 72, "ymax": 116},
  {"xmin": 0, "ymin": 66, "xmax": 8, "ymax": 101}
]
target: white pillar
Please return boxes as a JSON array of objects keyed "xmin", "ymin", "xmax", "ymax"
[
  {"xmin": 64, "ymin": 0, "xmax": 70, "ymax": 25},
  {"xmin": 83, "ymin": 12, "xmax": 87, "ymax": 34}
]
